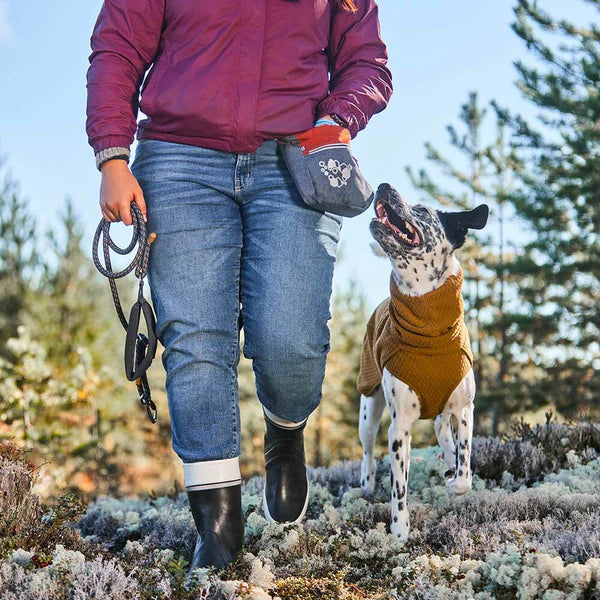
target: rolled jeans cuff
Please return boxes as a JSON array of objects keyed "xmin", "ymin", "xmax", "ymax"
[
  {"xmin": 263, "ymin": 406, "xmax": 308, "ymax": 430},
  {"xmin": 182, "ymin": 456, "xmax": 242, "ymax": 491}
]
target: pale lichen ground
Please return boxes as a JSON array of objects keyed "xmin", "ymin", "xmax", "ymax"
[{"xmin": 1, "ymin": 422, "xmax": 599, "ymax": 599}]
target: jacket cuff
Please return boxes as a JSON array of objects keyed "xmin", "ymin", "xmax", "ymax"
[
  {"xmin": 315, "ymin": 101, "xmax": 359, "ymax": 138},
  {"xmin": 95, "ymin": 147, "xmax": 131, "ymax": 172},
  {"xmin": 91, "ymin": 134, "xmax": 132, "ymax": 154}
]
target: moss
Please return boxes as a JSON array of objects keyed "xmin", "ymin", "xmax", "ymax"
[{"xmin": 275, "ymin": 571, "xmax": 383, "ymax": 600}]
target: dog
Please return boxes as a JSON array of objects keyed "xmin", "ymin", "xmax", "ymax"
[{"xmin": 357, "ymin": 182, "xmax": 489, "ymax": 543}]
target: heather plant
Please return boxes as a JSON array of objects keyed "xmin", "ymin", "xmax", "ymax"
[
  {"xmin": 80, "ymin": 439, "xmax": 600, "ymax": 597},
  {"xmin": 0, "ymin": 443, "xmax": 89, "ymax": 560},
  {"xmin": 471, "ymin": 418, "xmax": 600, "ymax": 487},
  {"xmin": 1, "ymin": 426, "xmax": 600, "ymax": 599}
]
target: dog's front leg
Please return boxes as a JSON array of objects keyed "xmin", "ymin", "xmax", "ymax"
[
  {"xmin": 384, "ymin": 370, "xmax": 419, "ymax": 543},
  {"xmin": 359, "ymin": 386, "xmax": 386, "ymax": 495}
]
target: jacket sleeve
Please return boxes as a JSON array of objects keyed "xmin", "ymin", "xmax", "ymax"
[
  {"xmin": 315, "ymin": 0, "xmax": 393, "ymax": 139},
  {"xmin": 85, "ymin": 0, "xmax": 165, "ymax": 158}
]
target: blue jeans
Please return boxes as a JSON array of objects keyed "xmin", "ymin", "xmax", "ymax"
[{"xmin": 130, "ymin": 138, "xmax": 342, "ymax": 490}]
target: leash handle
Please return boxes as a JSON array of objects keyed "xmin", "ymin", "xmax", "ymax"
[
  {"xmin": 124, "ymin": 296, "xmax": 157, "ymax": 381},
  {"xmin": 92, "ymin": 201, "xmax": 159, "ymax": 424}
]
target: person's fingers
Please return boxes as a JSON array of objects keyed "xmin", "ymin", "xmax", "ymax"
[
  {"xmin": 133, "ymin": 186, "xmax": 147, "ymax": 222},
  {"xmin": 120, "ymin": 197, "xmax": 134, "ymax": 226},
  {"xmin": 102, "ymin": 207, "xmax": 120, "ymax": 222}
]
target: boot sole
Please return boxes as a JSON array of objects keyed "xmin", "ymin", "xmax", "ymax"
[{"xmin": 262, "ymin": 472, "xmax": 310, "ymax": 525}]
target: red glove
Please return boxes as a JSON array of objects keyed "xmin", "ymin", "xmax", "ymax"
[{"xmin": 295, "ymin": 124, "xmax": 352, "ymax": 157}]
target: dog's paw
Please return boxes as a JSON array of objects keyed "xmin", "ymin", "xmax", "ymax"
[
  {"xmin": 446, "ymin": 476, "xmax": 471, "ymax": 496},
  {"xmin": 360, "ymin": 478, "xmax": 376, "ymax": 496},
  {"xmin": 360, "ymin": 459, "xmax": 376, "ymax": 495},
  {"xmin": 390, "ymin": 520, "xmax": 409, "ymax": 544}
]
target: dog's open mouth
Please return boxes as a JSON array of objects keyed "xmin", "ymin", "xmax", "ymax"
[{"xmin": 373, "ymin": 199, "xmax": 421, "ymax": 247}]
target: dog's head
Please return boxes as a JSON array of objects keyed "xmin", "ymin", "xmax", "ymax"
[{"xmin": 370, "ymin": 183, "xmax": 489, "ymax": 292}]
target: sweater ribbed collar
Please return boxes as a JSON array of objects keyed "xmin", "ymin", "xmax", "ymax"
[{"xmin": 388, "ymin": 265, "xmax": 465, "ymax": 349}]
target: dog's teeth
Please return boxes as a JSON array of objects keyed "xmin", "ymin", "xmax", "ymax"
[{"xmin": 376, "ymin": 214, "xmax": 420, "ymax": 247}]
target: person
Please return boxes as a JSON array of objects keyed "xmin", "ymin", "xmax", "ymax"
[{"xmin": 85, "ymin": 0, "xmax": 393, "ymax": 576}]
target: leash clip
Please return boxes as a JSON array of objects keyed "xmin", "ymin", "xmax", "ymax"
[{"xmin": 135, "ymin": 372, "xmax": 158, "ymax": 424}]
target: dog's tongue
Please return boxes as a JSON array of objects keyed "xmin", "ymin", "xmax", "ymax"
[{"xmin": 375, "ymin": 200, "xmax": 387, "ymax": 219}]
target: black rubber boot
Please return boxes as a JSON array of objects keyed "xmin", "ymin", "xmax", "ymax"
[
  {"xmin": 262, "ymin": 412, "xmax": 310, "ymax": 524},
  {"xmin": 184, "ymin": 484, "xmax": 244, "ymax": 588}
]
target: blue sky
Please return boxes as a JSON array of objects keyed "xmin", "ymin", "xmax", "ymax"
[{"xmin": 0, "ymin": 0, "xmax": 593, "ymax": 310}]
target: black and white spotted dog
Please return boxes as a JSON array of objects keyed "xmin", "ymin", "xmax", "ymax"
[{"xmin": 359, "ymin": 182, "xmax": 489, "ymax": 543}]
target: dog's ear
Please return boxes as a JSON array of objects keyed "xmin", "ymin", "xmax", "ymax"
[
  {"xmin": 436, "ymin": 204, "xmax": 489, "ymax": 249},
  {"xmin": 464, "ymin": 204, "xmax": 489, "ymax": 229},
  {"xmin": 369, "ymin": 241, "xmax": 388, "ymax": 258}
]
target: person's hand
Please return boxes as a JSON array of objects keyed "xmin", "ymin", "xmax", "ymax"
[{"xmin": 99, "ymin": 159, "xmax": 147, "ymax": 226}]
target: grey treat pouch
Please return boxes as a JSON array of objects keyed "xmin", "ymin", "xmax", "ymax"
[{"xmin": 276, "ymin": 124, "xmax": 374, "ymax": 217}]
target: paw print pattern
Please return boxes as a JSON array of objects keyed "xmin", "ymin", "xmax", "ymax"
[{"xmin": 319, "ymin": 158, "xmax": 352, "ymax": 188}]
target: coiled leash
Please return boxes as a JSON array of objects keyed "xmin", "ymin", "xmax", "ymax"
[{"xmin": 92, "ymin": 200, "xmax": 159, "ymax": 423}]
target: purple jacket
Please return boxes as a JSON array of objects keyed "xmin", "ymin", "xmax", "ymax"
[{"xmin": 85, "ymin": 0, "xmax": 393, "ymax": 162}]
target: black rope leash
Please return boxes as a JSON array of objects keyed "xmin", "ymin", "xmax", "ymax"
[{"xmin": 92, "ymin": 200, "xmax": 159, "ymax": 423}]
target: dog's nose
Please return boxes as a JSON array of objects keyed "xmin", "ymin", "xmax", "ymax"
[{"xmin": 377, "ymin": 183, "xmax": 393, "ymax": 194}]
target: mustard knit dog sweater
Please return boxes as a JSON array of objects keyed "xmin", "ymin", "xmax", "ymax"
[{"xmin": 357, "ymin": 266, "xmax": 473, "ymax": 420}]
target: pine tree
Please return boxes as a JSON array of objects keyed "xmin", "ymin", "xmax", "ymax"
[
  {"xmin": 497, "ymin": 0, "xmax": 600, "ymax": 415},
  {"xmin": 30, "ymin": 197, "xmax": 125, "ymax": 374},
  {"xmin": 0, "ymin": 155, "xmax": 41, "ymax": 359},
  {"xmin": 0, "ymin": 325, "xmax": 52, "ymax": 443}
]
